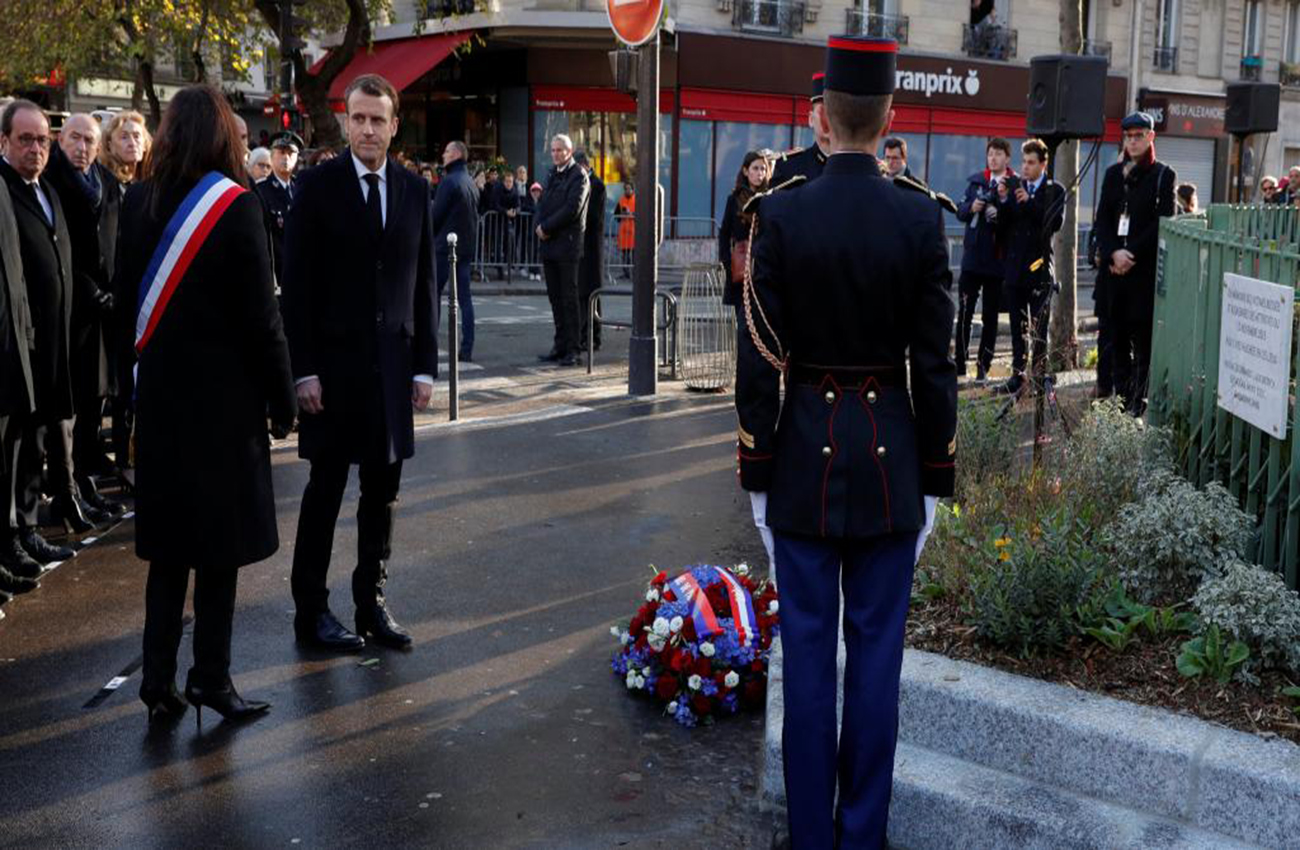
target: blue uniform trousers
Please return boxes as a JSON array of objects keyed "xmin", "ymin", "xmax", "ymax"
[
  {"xmin": 775, "ymin": 529, "xmax": 918, "ymax": 849},
  {"xmin": 436, "ymin": 251, "xmax": 474, "ymax": 360}
]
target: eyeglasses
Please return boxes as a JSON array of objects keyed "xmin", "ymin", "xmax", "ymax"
[
  {"xmin": 1122, "ymin": 132, "xmax": 1149, "ymax": 142},
  {"xmin": 12, "ymin": 134, "xmax": 50, "ymax": 150}
]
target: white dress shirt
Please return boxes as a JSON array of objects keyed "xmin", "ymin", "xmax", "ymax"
[{"xmin": 296, "ymin": 154, "xmax": 432, "ymax": 389}]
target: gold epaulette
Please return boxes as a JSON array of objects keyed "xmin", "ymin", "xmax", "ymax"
[
  {"xmin": 741, "ymin": 175, "xmax": 808, "ymax": 215},
  {"xmin": 773, "ymin": 146, "xmax": 805, "ymax": 163},
  {"xmin": 893, "ymin": 173, "xmax": 958, "ymax": 215}
]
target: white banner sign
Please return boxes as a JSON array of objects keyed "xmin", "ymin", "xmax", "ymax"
[{"xmin": 1218, "ymin": 273, "xmax": 1295, "ymax": 438}]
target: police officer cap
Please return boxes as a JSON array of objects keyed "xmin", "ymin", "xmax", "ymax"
[
  {"xmin": 824, "ymin": 36, "xmax": 898, "ymax": 96},
  {"xmin": 1120, "ymin": 111, "xmax": 1156, "ymax": 131},
  {"xmin": 810, "ymin": 72, "xmax": 826, "ymax": 103},
  {"xmin": 271, "ymin": 131, "xmax": 304, "ymax": 152}
]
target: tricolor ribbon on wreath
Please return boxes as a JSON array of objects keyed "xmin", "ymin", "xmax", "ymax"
[
  {"xmin": 135, "ymin": 171, "xmax": 246, "ymax": 355},
  {"xmin": 669, "ymin": 566, "xmax": 759, "ymax": 647}
]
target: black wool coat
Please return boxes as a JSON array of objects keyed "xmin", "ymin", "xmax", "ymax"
[
  {"xmin": 0, "ymin": 185, "xmax": 35, "ymax": 418},
  {"xmin": 736, "ymin": 153, "xmax": 957, "ymax": 539},
  {"xmin": 281, "ymin": 152, "xmax": 438, "ymax": 465},
  {"xmin": 0, "ymin": 158, "xmax": 74, "ymax": 419},
  {"xmin": 994, "ymin": 177, "xmax": 1065, "ymax": 293},
  {"xmin": 431, "ymin": 159, "xmax": 479, "ymax": 258},
  {"xmin": 536, "ymin": 161, "xmax": 589, "ymax": 263},
  {"xmin": 1094, "ymin": 157, "xmax": 1177, "ymax": 323},
  {"xmin": 115, "ymin": 180, "xmax": 295, "ymax": 569},
  {"xmin": 580, "ymin": 171, "xmax": 606, "ymax": 281}
]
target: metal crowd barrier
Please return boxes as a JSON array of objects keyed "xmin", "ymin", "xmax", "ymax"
[
  {"xmin": 676, "ymin": 263, "xmax": 735, "ymax": 391},
  {"xmin": 586, "ymin": 287, "xmax": 680, "ymax": 380},
  {"xmin": 472, "ymin": 210, "xmax": 541, "ymax": 284}
]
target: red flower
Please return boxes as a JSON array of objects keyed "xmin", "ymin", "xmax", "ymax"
[
  {"xmin": 662, "ymin": 588, "xmax": 677, "ymax": 603},
  {"xmin": 669, "ymin": 651, "xmax": 688, "ymax": 672},
  {"xmin": 656, "ymin": 676, "xmax": 679, "ymax": 700},
  {"xmin": 742, "ymin": 680, "xmax": 765, "ymax": 707},
  {"xmin": 706, "ymin": 585, "xmax": 728, "ymax": 614},
  {"xmin": 629, "ymin": 616, "xmax": 644, "ymax": 636},
  {"xmin": 681, "ymin": 618, "xmax": 697, "ymax": 641},
  {"xmin": 751, "ymin": 660, "xmax": 764, "ymax": 672},
  {"xmin": 692, "ymin": 695, "xmax": 714, "ymax": 716},
  {"xmin": 693, "ymin": 657, "xmax": 713, "ymax": 678},
  {"xmin": 652, "ymin": 571, "xmax": 668, "ymax": 586}
]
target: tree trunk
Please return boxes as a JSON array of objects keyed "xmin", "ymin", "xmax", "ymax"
[
  {"xmin": 140, "ymin": 57, "xmax": 162, "ymax": 129},
  {"xmin": 1051, "ymin": 0, "xmax": 1083, "ymax": 372}
]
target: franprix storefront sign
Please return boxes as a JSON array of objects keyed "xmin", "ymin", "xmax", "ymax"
[
  {"xmin": 891, "ymin": 55, "xmax": 1021, "ymax": 110},
  {"xmin": 1218, "ymin": 273, "xmax": 1295, "ymax": 439}
]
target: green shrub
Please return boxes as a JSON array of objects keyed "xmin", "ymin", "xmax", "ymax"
[
  {"xmin": 954, "ymin": 397, "xmax": 1020, "ymax": 503},
  {"xmin": 965, "ymin": 510, "xmax": 1110, "ymax": 657},
  {"xmin": 1105, "ymin": 476, "xmax": 1253, "ymax": 604},
  {"xmin": 1176, "ymin": 625, "xmax": 1251, "ymax": 684},
  {"xmin": 1058, "ymin": 399, "xmax": 1171, "ymax": 525},
  {"xmin": 1192, "ymin": 561, "xmax": 1300, "ymax": 675}
]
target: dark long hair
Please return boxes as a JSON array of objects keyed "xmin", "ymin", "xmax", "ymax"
[
  {"xmin": 733, "ymin": 150, "xmax": 769, "ymax": 195},
  {"xmin": 143, "ymin": 85, "xmax": 245, "ymax": 216}
]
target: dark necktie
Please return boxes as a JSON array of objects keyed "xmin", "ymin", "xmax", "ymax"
[
  {"xmin": 364, "ymin": 173, "xmax": 383, "ymax": 236},
  {"xmin": 29, "ymin": 183, "xmax": 51, "ymax": 225},
  {"xmin": 1028, "ymin": 182, "xmax": 1037, "ymax": 199}
]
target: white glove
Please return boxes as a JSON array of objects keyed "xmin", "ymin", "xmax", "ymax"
[
  {"xmin": 749, "ymin": 491, "xmax": 777, "ymax": 576},
  {"xmin": 915, "ymin": 495, "xmax": 939, "ymax": 564}
]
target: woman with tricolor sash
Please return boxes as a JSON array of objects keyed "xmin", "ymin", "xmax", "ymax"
[{"xmin": 113, "ymin": 86, "xmax": 296, "ymax": 727}]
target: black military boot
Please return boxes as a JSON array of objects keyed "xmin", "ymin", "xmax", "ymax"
[
  {"xmin": 0, "ymin": 565, "xmax": 39, "ymax": 595},
  {"xmin": 2, "ymin": 536, "xmax": 44, "ymax": 578},
  {"xmin": 353, "ymin": 497, "xmax": 410, "ymax": 649},
  {"xmin": 19, "ymin": 529, "xmax": 74, "ymax": 564}
]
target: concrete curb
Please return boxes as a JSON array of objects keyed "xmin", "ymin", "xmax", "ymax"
[{"xmin": 761, "ymin": 641, "xmax": 1300, "ymax": 849}]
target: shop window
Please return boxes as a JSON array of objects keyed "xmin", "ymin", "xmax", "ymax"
[
  {"xmin": 677, "ymin": 120, "xmax": 715, "ymax": 233},
  {"xmin": 927, "ymin": 134, "xmax": 996, "ymax": 207}
]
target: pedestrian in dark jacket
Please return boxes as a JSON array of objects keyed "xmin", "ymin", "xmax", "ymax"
[
  {"xmin": 719, "ymin": 150, "xmax": 770, "ymax": 307},
  {"xmin": 432, "ymin": 141, "xmax": 479, "ymax": 360},
  {"xmin": 1093, "ymin": 112, "xmax": 1176, "ymax": 415},
  {"xmin": 114, "ymin": 86, "xmax": 295, "ymax": 726},
  {"xmin": 534, "ymin": 133, "xmax": 590, "ymax": 366},
  {"xmin": 953, "ymin": 137, "xmax": 1013, "ymax": 381},
  {"xmin": 574, "ymin": 151, "xmax": 605, "ymax": 350},
  {"xmin": 992, "ymin": 138, "xmax": 1064, "ymax": 396}
]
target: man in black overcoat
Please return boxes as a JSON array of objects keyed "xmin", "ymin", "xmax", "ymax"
[
  {"xmin": 573, "ymin": 150, "xmax": 605, "ymax": 351},
  {"xmin": 432, "ymin": 140, "xmax": 478, "ymax": 361},
  {"xmin": 735, "ymin": 36, "xmax": 956, "ymax": 848},
  {"xmin": 992, "ymin": 138, "xmax": 1065, "ymax": 397},
  {"xmin": 0, "ymin": 161, "xmax": 43, "ymax": 594},
  {"xmin": 0, "ymin": 101, "xmax": 81, "ymax": 564},
  {"xmin": 254, "ymin": 130, "xmax": 302, "ymax": 287},
  {"xmin": 281, "ymin": 74, "xmax": 437, "ymax": 652},
  {"xmin": 534, "ymin": 133, "xmax": 589, "ymax": 367},
  {"xmin": 1094, "ymin": 112, "xmax": 1176, "ymax": 415},
  {"xmin": 44, "ymin": 114, "xmax": 122, "ymax": 519}
]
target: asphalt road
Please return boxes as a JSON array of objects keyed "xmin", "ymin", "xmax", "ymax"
[{"xmin": 0, "ymin": 297, "xmax": 778, "ymax": 849}]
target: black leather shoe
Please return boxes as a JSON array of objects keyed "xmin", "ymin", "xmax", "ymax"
[
  {"xmin": 537, "ymin": 349, "xmax": 562, "ymax": 362},
  {"xmin": 0, "ymin": 566, "xmax": 39, "ymax": 595},
  {"xmin": 82, "ymin": 489, "xmax": 125, "ymax": 519},
  {"xmin": 49, "ymin": 495, "xmax": 94, "ymax": 534},
  {"xmin": 2, "ymin": 538, "xmax": 43, "ymax": 578},
  {"xmin": 19, "ymin": 530, "xmax": 74, "ymax": 564},
  {"xmin": 559, "ymin": 353, "xmax": 579, "ymax": 367},
  {"xmin": 356, "ymin": 602, "xmax": 412, "ymax": 650},
  {"xmin": 294, "ymin": 610, "xmax": 365, "ymax": 652},
  {"xmin": 140, "ymin": 681, "xmax": 188, "ymax": 723},
  {"xmin": 996, "ymin": 374, "xmax": 1026, "ymax": 397},
  {"xmin": 185, "ymin": 678, "xmax": 270, "ymax": 730}
]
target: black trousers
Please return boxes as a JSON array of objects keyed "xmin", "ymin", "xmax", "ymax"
[
  {"xmin": 0, "ymin": 411, "xmax": 20, "ymax": 542},
  {"xmin": 578, "ymin": 251, "xmax": 602, "ymax": 347},
  {"xmin": 142, "ymin": 562, "xmax": 238, "ymax": 690},
  {"xmin": 542, "ymin": 259, "xmax": 581, "ymax": 356},
  {"xmin": 72, "ymin": 392, "xmax": 105, "ymax": 478},
  {"xmin": 1112, "ymin": 301, "xmax": 1154, "ymax": 416},
  {"xmin": 290, "ymin": 457, "xmax": 402, "ymax": 617},
  {"xmin": 1007, "ymin": 284, "xmax": 1051, "ymax": 377},
  {"xmin": 16, "ymin": 413, "xmax": 75, "ymax": 527},
  {"xmin": 954, "ymin": 271, "xmax": 1001, "ymax": 374}
]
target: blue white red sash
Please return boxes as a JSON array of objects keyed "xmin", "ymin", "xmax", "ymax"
[
  {"xmin": 670, "ymin": 567, "xmax": 759, "ymax": 647},
  {"xmin": 135, "ymin": 171, "xmax": 245, "ymax": 354}
]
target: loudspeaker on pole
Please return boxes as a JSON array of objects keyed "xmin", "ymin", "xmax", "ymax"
[{"xmin": 1026, "ymin": 55, "xmax": 1108, "ymax": 139}]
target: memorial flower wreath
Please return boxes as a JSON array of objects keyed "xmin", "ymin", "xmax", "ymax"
[{"xmin": 611, "ymin": 564, "xmax": 779, "ymax": 727}]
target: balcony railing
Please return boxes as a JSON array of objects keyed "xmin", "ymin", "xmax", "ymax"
[
  {"xmin": 1241, "ymin": 55, "xmax": 1264, "ymax": 81},
  {"xmin": 962, "ymin": 22, "xmax": 1017, "ymax": 60},
  {"xmin": 732, "ymin": 0, "xmax": 805, "ymax": 36},
  {"xmin": 1282, "ymin": 61, "xmax": 1300, "ymax": 87},
  {"xmin": 426, "ymin": 0, "xmax": 477, "ymax": 14},
  {"xmin": 1152, "ymin": 45, "xmax": 1178, "ymax": 72},
  {"xmin": 1082, "ymin": 39, "xmax": 1112, "ymax": 60},
  {"xmin": 844, "ymin": 9, "xmax": 909, "ymax": 43}
]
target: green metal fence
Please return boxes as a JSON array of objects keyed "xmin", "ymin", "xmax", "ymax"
[{"xmin": 1147, "ymin": 205, "xmax": 1300, "ymax": 591}]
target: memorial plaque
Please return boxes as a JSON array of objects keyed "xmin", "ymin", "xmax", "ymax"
[{"xmin": 1218, "ymin": 273, "xmax": 1295, "ymax": 438}]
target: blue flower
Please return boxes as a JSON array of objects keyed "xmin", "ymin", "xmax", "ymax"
[
  {"xmin": 702, "ymin": 679, "xmax": 718, "ymax": 697},
  {"xmin": 674, "ymin": 701, "xmax": 697, "ymax": 728}
]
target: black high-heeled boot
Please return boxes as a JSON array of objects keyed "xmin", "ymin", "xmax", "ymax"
[
  {"xmin": 49, "ymin": 494, "xmax": 94, "ymax": 534},
  {"xmin": 185, "ymin": 677, "xmax": 270, "ymax": 731},
  {"xmin": 139, "ymin": 681, "xmax": 188, "ymax": 723}
]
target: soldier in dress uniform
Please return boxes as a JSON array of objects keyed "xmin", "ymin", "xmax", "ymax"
[
  {"xmin": 769, "ymin": 73, "xmax": 829, "ymax": 186},
  {"xmin": 254, "ymin": 130, "xmax": 302, "ymax": 287},
  {"xmin": 735, "ymin": 36, "xmax": 957, "ymax": 848}
]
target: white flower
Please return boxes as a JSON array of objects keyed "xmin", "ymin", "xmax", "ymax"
[
  {"xmin": 768, "ymin": 600, "xmax": 780, "ymax": 615},
  {"xmin": 700, "ymin": 642, "xmax": 716, "ymax": 658},
  {"xmin": 648, "ymin": 633, "xmax": 666, "ymax": 652},
  {"xmin": 724, "ymin": 670, "xmax": 740, "ymax": 689},
  {"xmin": 666, "ymin": 701, "xmax": 678, "ymax": 713},
  {"xmin": 620, "ymin": 632, "xmax": 632, "ymax": 646},
  {"xmin": 736, "ymin": 563, "xmax": 751, "ymax": 576},
  {"xmin": 625, "ymin": 672, "xmax": 637, "ymax": 689},
  {"xmin": 652, "ymin": 617, "xmax": 671, "ymax": 637},
  {"xmin": 645, "ymin": 588, "xmax": 660, "ymax": 603},
  {"xmin": 669, "ymin": 616, "xmax": 684, "ymax": 633},
  {"xmin": 688, "ymin": 674, "xmax": 703, "ymax": 691},
  {"xmin": 610, "ymin": 625, "xmax": 621, "ymax": 638},
  {"xmin": 634, "ymin": 675, "xmax": 646, "ymax": 689}
]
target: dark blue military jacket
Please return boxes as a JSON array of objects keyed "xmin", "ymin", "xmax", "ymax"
[
  {"xmin": 735, "ymin": 152, "xmax": 957, "ymax": 539},
  {"xmin": 255, "ymin": 175, "xmax": 295, "ymax": 282},
  {"xmin": 770, "ymin": 145, "xmax": 827, "ymax": 187}
]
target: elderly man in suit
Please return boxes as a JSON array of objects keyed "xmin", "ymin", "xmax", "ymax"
[
  {"xmin": 0, "ymin": 100, "xmax": 81, "ymax": 565},
  {"xmin": 534, "ymin": 133, "xmax": 589, "ymax": 367},
  {"xmin": 282, "ymin": 74, "xmax": 437, "ymax": 652}
]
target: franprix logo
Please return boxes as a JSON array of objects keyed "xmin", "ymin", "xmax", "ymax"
[{"xmin": 896, "ymin": 67, "xmax": 981, "ymax": 98}]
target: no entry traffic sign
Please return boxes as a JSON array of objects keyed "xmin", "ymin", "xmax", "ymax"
[{"xmin": 607, "ymin": 0, "xmax": 664, "ymax": 47}]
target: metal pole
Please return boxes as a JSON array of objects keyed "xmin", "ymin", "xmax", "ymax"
[
  {"xmin": 447, "ymin": 232, "xmax": 460, "ymax": 421},
  {"xmin": 628, "ymin": 32, "xmax": 660, "ymax": 396}
]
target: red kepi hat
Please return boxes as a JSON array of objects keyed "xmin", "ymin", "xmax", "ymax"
[
  {"xmin": 824, "ymin": 36, "xmax": 898, "ymax": 96},
  {"xmin": 810, "ymin": 72, "xmax": 826, "ymax": 103}
]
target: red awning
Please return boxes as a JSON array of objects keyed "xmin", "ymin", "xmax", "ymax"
[{"xmin": 313, "ymin": 32, "xmax": 471, "ymax": 103}]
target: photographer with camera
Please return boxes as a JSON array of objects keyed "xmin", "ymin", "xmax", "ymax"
[
  {"xmin": 953, "ymin": 137, "xmax": 1014, "ymax": 383},
  {"xmin": 994, "ymin": 138, "xmax": 1064, "ymax": 397}
]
